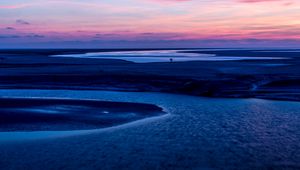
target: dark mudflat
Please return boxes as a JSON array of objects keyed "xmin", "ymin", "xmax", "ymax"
[
  {"xmin": 0, "ymin": 98, "xmax": 164, "ymax": 131},
  {"xmin": 1, "ymin": 48, "xmax": 300, "ymax": 101}
]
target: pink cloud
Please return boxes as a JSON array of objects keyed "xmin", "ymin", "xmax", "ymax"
[
  {"xmin": 238, "ymin": 0, "xmax": 284, "ymax": 2},
  {"xmin": 0, "ymin": 4, "xmax": 29, "ymax": 9},
  {"xmin": 150, "ymin": 0, "xmax": 189, "ymax": 1},
  {"xmin": 151, "ymin": 0, "xmax": 286, "ymax": 3},
  {"xmin": 148, "ymin": 0, "xmax": 190, "ymax": 3}
]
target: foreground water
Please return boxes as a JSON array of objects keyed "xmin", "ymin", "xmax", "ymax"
[{"xmin": 0, "ymin": 90, "xmax": 299, "ymax": 169}]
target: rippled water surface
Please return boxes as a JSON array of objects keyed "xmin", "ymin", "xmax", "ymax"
[{"xmin": 0, "ymin": 90, "xmax": 299, "ymax": 169}]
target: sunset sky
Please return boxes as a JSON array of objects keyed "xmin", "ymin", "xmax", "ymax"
[{"xmin": 0, "ymin": 0, "xmax": 300, "ymax": 48}]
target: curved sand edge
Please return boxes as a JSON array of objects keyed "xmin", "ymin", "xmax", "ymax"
[{"xmin": 0, "ymin": 97, "xmax": 166, "ymax": 132}]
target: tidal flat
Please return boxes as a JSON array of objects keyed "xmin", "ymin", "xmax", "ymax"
[
  {"xmin": 0, "ymin": 49, "xmax": 300, "ymax": 169},
  {"xmin": 1, "ymin": 48, "xmax": 300, "ymax": 101}
]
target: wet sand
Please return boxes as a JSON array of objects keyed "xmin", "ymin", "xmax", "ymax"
[{"xmin": 0, "ymin": 98, "xmax": 164, "ymax": 131}]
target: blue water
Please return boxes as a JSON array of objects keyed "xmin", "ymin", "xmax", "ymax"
[
  {"xmin": 0, "ymin": 90, "xmax": 299, "ymax": 168},
  {"xmin": 51, "ymin": 50, "xmax": 286, "ymax": 63}
]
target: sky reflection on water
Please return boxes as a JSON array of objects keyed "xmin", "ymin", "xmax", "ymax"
[{"xmin": 52, "ymin": 50, "xmax": 286, "ymax": 63}]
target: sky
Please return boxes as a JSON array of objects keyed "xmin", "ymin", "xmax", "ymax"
[{"xmin": 0, "ymin": 0, "xmax": 300, "ymax": 48}]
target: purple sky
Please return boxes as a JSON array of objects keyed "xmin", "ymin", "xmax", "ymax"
[{"xmin": 0, "ymin": 0, "xmax": 299, "ymax": 48}]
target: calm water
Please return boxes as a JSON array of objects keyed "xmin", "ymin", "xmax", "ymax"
[
  {"xmin": 0, "ymin": 90, "xmax": 299, "ymax": 168},
  {"xmin": 52, "ymin": 50, "xmax": 285, "ymax": 63}
]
